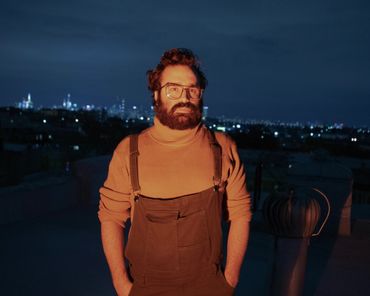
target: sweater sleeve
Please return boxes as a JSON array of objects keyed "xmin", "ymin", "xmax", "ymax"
[
  {"xmin": 223, "ymin": 136, "xmax": 252, "ymax": 222},
  {"xmin": 98, "ymin": 139, "xmax": 132, "ymax": 228}
]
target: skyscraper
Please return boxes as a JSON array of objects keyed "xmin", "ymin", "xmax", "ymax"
[{"xmin": 17, "ymin": 93, "xmax": 34, "ymax": 109}]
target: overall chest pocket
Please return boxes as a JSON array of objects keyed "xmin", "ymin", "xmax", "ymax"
[{"xmin": 177, "ymin": 209, "xmax": 209, "ymax": 247}]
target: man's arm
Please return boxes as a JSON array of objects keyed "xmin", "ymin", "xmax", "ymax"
[
  {"xmin": 101, "ymin": 221, "xmax": 132, "ymax": 296},
  {"xmin": 224, "ymin": 217, "xmax": 250, "ymax": 287}
]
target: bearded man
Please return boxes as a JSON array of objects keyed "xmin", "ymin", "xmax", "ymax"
[{"xmin": 98, "ymin": 48, "xmax": 251, "ymax": 296}]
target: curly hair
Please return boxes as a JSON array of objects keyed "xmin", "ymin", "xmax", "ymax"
[{"xmin": 147, "ymin": 48, "xmax": 207, "ymax": 97}]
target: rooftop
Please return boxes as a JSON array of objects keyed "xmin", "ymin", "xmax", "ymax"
[{"xmin": 1, "ymin": 203, "xmax": 369, "ymax": 296}]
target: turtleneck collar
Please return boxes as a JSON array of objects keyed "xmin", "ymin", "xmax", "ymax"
[{"xmin": 148, "ymin": 116, "xmax": 204, "ymax": 146}]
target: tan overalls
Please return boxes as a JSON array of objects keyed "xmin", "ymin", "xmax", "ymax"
[{"xmin": 126, "ymin": 131, "xmax": 235, "ymax": 296}]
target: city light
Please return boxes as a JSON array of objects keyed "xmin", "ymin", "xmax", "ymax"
[{"xmin": 16, "ymin": 93, "xmax": 34, "ymax": 110}]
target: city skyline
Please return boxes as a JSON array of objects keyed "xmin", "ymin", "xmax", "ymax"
[
  {"xmin": 6, "ymin": 91, "xmax": 370, "ymax": 129},
  {"xmin": 1, "ymin": 0, "xmax": 369, "ymax": 126}
]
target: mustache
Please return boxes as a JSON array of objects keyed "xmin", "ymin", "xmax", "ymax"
[{"xmin": 171, "ymin": 102, "xmax": 198, "ymax": 113}]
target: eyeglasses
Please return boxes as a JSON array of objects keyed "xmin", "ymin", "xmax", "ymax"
[{"xmin": 159, "ymin": 83, "xmax": 203, "ymax": 100}]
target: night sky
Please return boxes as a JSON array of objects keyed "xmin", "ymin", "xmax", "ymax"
[{"xmin": 1, "ymin": 0, "xmax": 369, "ymax": 126}]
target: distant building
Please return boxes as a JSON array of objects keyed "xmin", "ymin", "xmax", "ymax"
[
  {"xmin": 107, "ymin": 104, "xmax": 121, "ymax": 118},
  {"xmin": 82, "ymin": 104, "xmax": 95, "ymax": 111},
  {"xmin": 62, "ymin": 94, "xmax": 78, "ymax": 111},
  {"xmin": 16, "ymin": 93, "xmax": 34, "ymax": 110},
  {"xmin": 107, "ymin": 97, "xmax": 126, "ymax": 119},
  {"xmin": 119, "ymin": 98, "xmax": 125, "ymax": 119},
  {"xmin": 202, "ymin": 105, "xmax": 208, "ymax": 120},
  {"xmin": 127, "ymin": 105, "xmax": 139, "ymax": 119}
]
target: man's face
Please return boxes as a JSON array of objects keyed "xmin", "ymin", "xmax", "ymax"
[{"xmin": 154, "ymin": 65, "xmax": 203, "ymax": 130}]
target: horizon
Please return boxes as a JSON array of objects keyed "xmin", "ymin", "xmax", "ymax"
[{"xmin": 2, "ymin": 98, "xmax": 369, "ymax": 129}]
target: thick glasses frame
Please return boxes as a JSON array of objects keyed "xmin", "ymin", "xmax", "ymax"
[{"xmin": 159, "ymin": 82, "xmax": 203, "ymax": 100}]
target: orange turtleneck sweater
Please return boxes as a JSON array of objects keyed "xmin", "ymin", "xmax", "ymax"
[{"xmin": 98, "ymin": 117, "xmax": 252, "ymax": 227}]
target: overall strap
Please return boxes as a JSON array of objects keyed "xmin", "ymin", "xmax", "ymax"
[
  {"xmin": 206, "ymin": 129, "xmax": 222, "ymax": 189},
  {"xmin": 129, "ymin": 134, "xmax": 141, "ymax": 196}
]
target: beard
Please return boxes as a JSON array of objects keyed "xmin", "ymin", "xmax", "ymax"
[{"xmin": 154, "ymin": 96, "xmax": 203, "ymax": 130}]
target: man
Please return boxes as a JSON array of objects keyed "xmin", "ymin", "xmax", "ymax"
[{"xmin": 98, "ymin": 48, "xmax": 251, "ymax": 296}]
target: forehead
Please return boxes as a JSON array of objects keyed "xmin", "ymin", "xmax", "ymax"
[{"xmin": 160, "ymin": 65, "xmax": 198, "ymax": 85}]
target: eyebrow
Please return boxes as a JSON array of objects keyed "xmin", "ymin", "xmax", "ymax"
[{"xmin": 167, "ymin": 82, "xmax": 199, "ymax": 87}]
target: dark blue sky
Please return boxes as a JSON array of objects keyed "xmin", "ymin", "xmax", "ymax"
[{"xmin": 1, "ymin": 0, "xmax": 369, "ymax": 126}]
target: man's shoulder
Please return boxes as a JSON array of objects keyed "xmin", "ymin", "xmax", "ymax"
[
  {"xmin": 114, "ymin": 126, "xmax": 152, "ymax": 153},
  {"xmin": 114, "ymin": 136, "xmax": 130, "ymax": 155},
  {"xmin": 211, "ymin": 130, "xmax": 236, "ymax": 149}
]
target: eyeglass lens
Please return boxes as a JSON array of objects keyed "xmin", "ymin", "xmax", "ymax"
[{"xmin": 166, "ymin": 84, "xmax": 201, "ymax": 99}]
